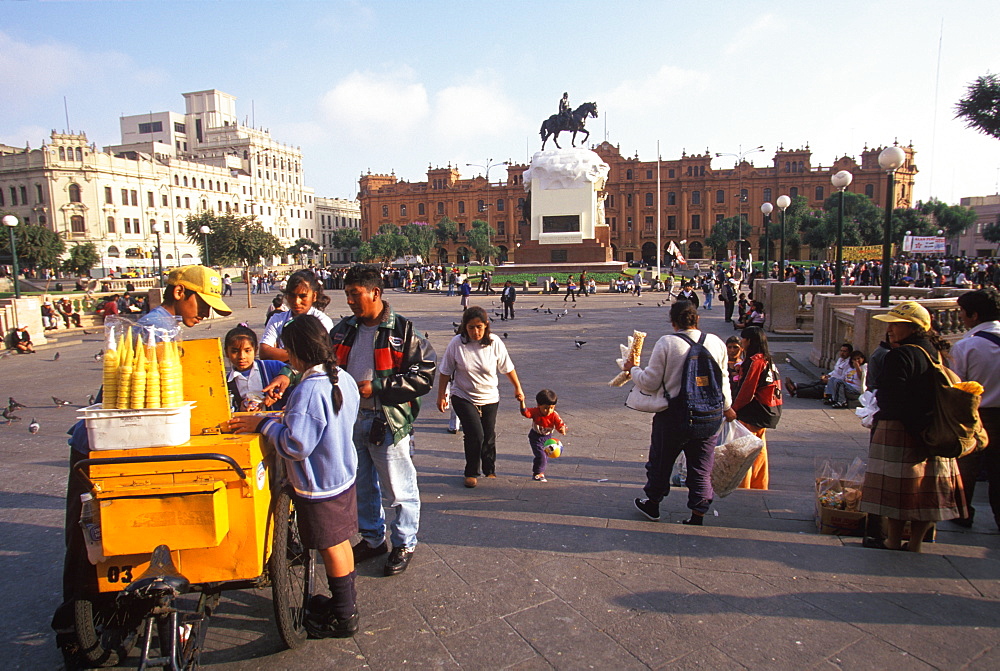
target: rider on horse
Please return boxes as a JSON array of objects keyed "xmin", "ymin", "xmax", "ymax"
[{"xmin": 558, "ymin": 92, "xmax": 571, "ymax": 125}]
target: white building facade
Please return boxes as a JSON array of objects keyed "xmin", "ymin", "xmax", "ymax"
[
  {"xmin": 0, "ymin": 89, "xmax": 329, "ymax": 273},
  {"xmin": 315, "ymin": 196, "xmax": 361, "ymax": 264}
]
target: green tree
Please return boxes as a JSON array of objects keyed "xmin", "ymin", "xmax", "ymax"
[
  {"xmin": 435, "ymin": 216, "xmax": 459, "ymax": 246},
  {"xmin": 917, "ymin": 199, "xmax": 978, "ymax": 236},
  {"xmin": 401, "ymin": 221, "xmax": 436, "ymax": 261},
  {"xmin": 368, "ymin": 224, "xmax": 408, "ymax": 262},
  {"xmin": 357, "ymin": 241, "xmax": 377, "ymax": 262},
  {"xmin": 465, "ymin": 219, "xmax": 498, "ymax": 263},
  {"xmin": 956, "ymin": 72, "xmax": 1000, "ymax": 140},
  {"xmin": 287, "ymin": 238, "xmax": 319, "ymax": 264},
  {"xmin": 983, "ymin": 216, "xmax": 1000, "ymax": 249},
  {"xmin": 61, "ymin": 242, "xmax": 102, "ymax": 276},
  {"xmin": 184, "ymin": 212, "xmax": 283, "ymax": 268},
  {"xmin": 329, "ymin": 228, "xmax": 362, "ymax": 262},
  {"xmin": 704, "ymin": 216, "xmax": 741, "ymax": 255},
  {"xmin": 0, "ymin": 218, "xmax": 65, "ymax": 272}
]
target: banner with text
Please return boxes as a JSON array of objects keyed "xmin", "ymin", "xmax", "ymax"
[
  {"xmin": 902, "ymin": 236, "xmax": 946, "ymax": 254},
  {"xmin": 841, "ymin": 245, "xmax": 885, "ymax": 261}
]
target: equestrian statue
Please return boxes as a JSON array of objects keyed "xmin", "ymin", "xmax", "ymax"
[{"xmin": 540, "ymin": 93, "xmax": 598, "ymax": 150}]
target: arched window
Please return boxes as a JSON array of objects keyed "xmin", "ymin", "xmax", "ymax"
[
  {"xmin": 865, "ymin": 184, "xmax": 874, "ymax": 198},
  {"xmin": 107, "ymin": 246, "xmax": 120, "ymax": 258},
  {"xmin": 645, "ymin": 193, "xmax": 654, "ymax": 206},
  {"xmin": 183, "ymin": 176, "xmax": 188, "ymax": 186},
  {"xmin": 799, "ymin": 161, "xmax": 805, "ymax": 173},
  {"xmin": 75, "ymin": 148, "xmax": 83, "ymax": 161},
  {"xmin": 68, "ymin": 184, "xmax": 82, "ymax": 203},
  {"xmin": 691, "ymin": 190, "xmax": 701, "ymax": 205},
  {"xmin": 58, "ymin": 147, "xmax": 66, "ymax": 160},
  {"xmin": 626, "ymin": 169, "xmax": 633, "ymax": 180},
  {"xmin": 785, "ymin": 162, "xmax": 791, "ymax": 172},
  {"xmin": 400, "ymin": 204, "xmax": 407, "ymax": 216},
  {"xmin": 200, "ymin": 179, "xmax": 205, "ymax": 189}
]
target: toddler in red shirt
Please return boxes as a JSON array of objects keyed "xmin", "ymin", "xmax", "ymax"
[{"xmin": 519, "ymin": 389, "xmax": 568, "ymax": 482}]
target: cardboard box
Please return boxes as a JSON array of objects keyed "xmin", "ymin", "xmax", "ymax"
[{"xmin": 816, "ymin": 503, "xmax": 867, "ymax": 536}]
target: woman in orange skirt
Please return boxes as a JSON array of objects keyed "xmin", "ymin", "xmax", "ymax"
[{"xmin": 731, "ymin": 327, "xmax": 783, "ymax": 489}]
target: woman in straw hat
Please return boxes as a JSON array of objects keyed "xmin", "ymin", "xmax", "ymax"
[{"xmin": 859, "ymin": 301, "xmax": 967, "ymax": 552}]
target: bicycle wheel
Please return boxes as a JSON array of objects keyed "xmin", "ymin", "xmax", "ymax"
[
  {"xmin": 270, "ymin": 487, "xmax": 314, "ymax": 649},
  {"xmin": 72, "ymin": 595, "xmax": 141, "ymax": 668}
]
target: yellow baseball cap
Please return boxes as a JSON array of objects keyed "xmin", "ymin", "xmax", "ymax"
[
  {"xmin": 873, "ymin": 301, "xmax": 931, "ymax": 331},
  {"xmin": 167, "ymin": 265, "xmax": 232, "ymax": 315}
]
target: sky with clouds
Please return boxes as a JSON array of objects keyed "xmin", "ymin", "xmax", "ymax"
[{"xmin": 2, "ymin": 1, "xmax": 999, "ymax": 206}]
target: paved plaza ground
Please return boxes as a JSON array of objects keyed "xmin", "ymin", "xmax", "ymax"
[{"xmin": 1, "ymin": 284, "xmax": 998, "ymax": 670}]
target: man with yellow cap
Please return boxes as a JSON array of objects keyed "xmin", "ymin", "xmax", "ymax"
[{"xmin": 139, "ymin": 264, "xmax": 232, "ymax": 330}]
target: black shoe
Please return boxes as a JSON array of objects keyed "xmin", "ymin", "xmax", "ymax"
[
  {"xmin": 831, "ymin": 401, "xmax": 848, "ymax": 409},
  {"xmin": 823, "ymin": 398, "xmax": 834, "ymax": 405},
  {"xmin": 634, "ymin": 498, "xmax": 660, "ymax": 521},
  {"xmin": 682, "ymin": 515, "xmax": 704, "ymax": 525},
  {"xmin": 305, "ymin": 608, "xmax": 359, "ymax": 639},
  {"xmin": 948, "ymin": 517, "xmax": 974, "ymax": 529},
  {"xmin": 447, "ymin": 429, "xmax": 458, "ymax": 434},
  {"xmin": 384, "ymin": 546, "xmax": 414, "ymax": 576},
  {"xmin": 352, "ymin": 540, "xmax": 388, "ymax": 564}
]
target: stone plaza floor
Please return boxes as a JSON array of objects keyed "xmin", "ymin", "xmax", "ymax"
[{"xmin": 1, "ymin": 284, "xmax": 997, "ymax": 669}]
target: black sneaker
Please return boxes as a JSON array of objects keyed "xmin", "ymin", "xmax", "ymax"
[
  {"xmin": 384, "ymin": 546, "xmax": 415, "ymax": 576},
  {"xmin": 634, "ymin": 498, "xmax": 660, "ymax": 521},
  {"xmin": 305, "ymin": 609, "xmax": 359, "ymax": 639},
  {"xmin": 352, "ymin": 540, "xmax": 388, "ymax": 564},
  {"xmin": 682, "ymin": 514, "xmax": 704, "ymax": 526}
]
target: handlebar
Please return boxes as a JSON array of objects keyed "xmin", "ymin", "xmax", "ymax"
[{"xmin": 75, "ymin": 453, "xmax": 248, "ymax": 481}]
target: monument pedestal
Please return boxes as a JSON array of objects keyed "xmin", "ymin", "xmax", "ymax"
[{"xmin": 514, "ymin": 148, "xmax": 616, "ymax": 267}]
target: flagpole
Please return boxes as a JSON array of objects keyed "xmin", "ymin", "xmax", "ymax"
[{"xmin": 656, "ymin": 141, "xmax": 661, "ymax": 282}]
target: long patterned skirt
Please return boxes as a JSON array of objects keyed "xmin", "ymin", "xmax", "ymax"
[{"xmin": 859, "ymin": 419, "xmax": 966, "ymax": 521}]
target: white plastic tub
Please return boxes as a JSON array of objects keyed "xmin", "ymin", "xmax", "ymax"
[{"xmin": 79, "ymin": 402, "xmax": 195, "ymax": 450}]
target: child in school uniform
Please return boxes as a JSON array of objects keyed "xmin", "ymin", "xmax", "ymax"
[
  {"xmin": 519, "ymin": 389, "xmax": 568, "ymax": 482},
  {"xmin": 223, "ymin": 324, "xmax": 288, "ymax": 412},
  {"xmin": 228, "ymin": 314, "xmax": 361, "ymax": 639}
]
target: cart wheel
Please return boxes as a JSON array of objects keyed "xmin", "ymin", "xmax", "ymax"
[
  {"xmin": 270, "ymin": 486, "xmax": 314, "ymax": 649},
  {"xmin": 71, "ymin": 595, "xmax": 141, "ymax": 668}
]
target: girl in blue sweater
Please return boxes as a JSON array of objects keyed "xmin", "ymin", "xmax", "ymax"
[{"xmin": 229, "ymin": 314, "xmax": 361, "ymax": 639}]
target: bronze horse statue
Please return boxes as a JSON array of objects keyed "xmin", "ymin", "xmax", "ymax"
[{"xmin": 540, "ymin": 102, "xmax": 598, "ymax": 150}]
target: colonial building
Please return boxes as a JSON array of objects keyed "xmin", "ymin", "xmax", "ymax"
[
  {"xmin": 358, "ymin": 142, "xmax": 918, "ymax": 264},
  {"xmin": 315, "ymin": 196, "xmax": 361, "ymax": 264},
  {"xmin": 0, "ymin": 89, "xmax": 331, "ymax": 273},
  {"xmin": 953, "ymin": 195, "xmax": 1000, "ymax": 257}
]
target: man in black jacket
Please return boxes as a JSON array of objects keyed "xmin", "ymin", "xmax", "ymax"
[
  {"xmin": 500, "ymin": 280, "xmax": 516, "ymax": 320},
  {"xmin": 330, "ymin": 265, "xmax": 436, "ymax": 576}
]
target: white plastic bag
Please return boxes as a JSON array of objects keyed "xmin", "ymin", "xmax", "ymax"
[
  {"xmin": 711, "ymin": 421, "xmax": 765, "ymax": 498},
  {"xmin": 854, "ymin": 391, "xmax": 879, "ymax": 429}
]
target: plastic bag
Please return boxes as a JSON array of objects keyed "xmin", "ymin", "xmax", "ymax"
[
  {"xmin": 854, "ymin": 391, "xmax": 878, "ymax": 428},
  {"xmin": 671, "ymin": 452, "xmax": 687, "ymax": 487},
  {"xmin": 815, "ymin": 456, "xmax": 866, "ymax": 511},
  {"xmin": 711, "ymin": 420, "xmax": 764, "ymax": 498}
]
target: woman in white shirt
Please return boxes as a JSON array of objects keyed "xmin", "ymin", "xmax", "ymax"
[
  {"xmin": 437, "ymin": 306, "xmax": 525, "ymax": 488},
  {"xmin": 829, "ymin": 351, "xmax": 867, "ymax": 409},
  {"xmin": 260, "ymin": 269, "xmax": 334, "ymax": 362}
]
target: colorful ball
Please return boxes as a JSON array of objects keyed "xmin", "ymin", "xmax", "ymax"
[{"xmin": 543, "ymin": 438, "xmax": 562, "ymax": 458}]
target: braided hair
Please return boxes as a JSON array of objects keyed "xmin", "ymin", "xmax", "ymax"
[{"xmin": 281, "ymin": 314, "xmax": 343, "ymax": 412}]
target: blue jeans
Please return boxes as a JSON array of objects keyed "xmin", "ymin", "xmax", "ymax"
[
  {"xmin": 703, "ymin": 292, "xmax": 713, "ymax": 309},
  {"xmin": 353, "ymin": 408, "xmax": 420, "ymax": 550}
]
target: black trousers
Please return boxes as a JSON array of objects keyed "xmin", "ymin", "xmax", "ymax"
[
  {"xmin": 724, "ymin": 300, "xmax": 735, "ymax": 323},
  {"xmin": 644, "ymin": 410, "xmax": 719, "ymax": 514},
  {"xmin": 957, "ymin": 408, "xmax": 1000, "ymax": 527},
  {"xmin": 502, "ymin": 301, "xmax": 514, "ymax": 319},
  {"xmin": 451, "ymin": 395, "xmax": 499, "ymax": 477}
]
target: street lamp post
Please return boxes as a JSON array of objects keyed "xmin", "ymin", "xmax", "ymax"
[
  {"xmin": 151, "ymin": 222, "xmax": 164, "ymax": 288},
  {"xmin": 2, "ymin": 215, "xmax": 21, "ymax": 298},
  {"xmin": 776, "ymin": 195, "xmax": 791, "ymax": 280},
  {"xmin": 877, "ymin": 146, "xmax": 906, "ymax": 308},
  {"xmin": 831, "ymin": 170, "xmax": 853, "ymax": 295},
  {"xmin": 760, "ymin": 203, "xmax": 773, "ymax": 279},
  {"xmin": 715, "ymin": 145, "xmax": 764, "ymax": 263},
  {"xmin": 199, "ymin": 225, "xmax": 212, "ymax": 267}
]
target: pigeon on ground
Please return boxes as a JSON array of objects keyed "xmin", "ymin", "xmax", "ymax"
[
  {"xmin": 82, "ymin": 329, "xmax": 92, "ymax": 335},
  {"xmin": 94, "ymin": 351, "xmax": 103, "ymax": 361},
  {"xmin": 87, "ymin": 394, "xmax": 96, "ymax": 405},
  {"xmin": 532, "ymin": 307, "xmax": 540, "ymax": 312},
  {"xmin": 424, "ymin": 332, "xmax": 430, "ymax": 340},
  {"xmin": 53, "ymin": 352, "xmax": 60, "ymax": 361},
  {"xmin": 53, "ymin": 397, "xmax": 71, "ymax": 407},
  {"xmin": 28, "ymin": 418, "xmax": 39, "ymax": 434},
  {"xmin": 545, "ymin": 309, "xmax": 553, "ymax": 314},
  {"xmin": 2, "ymin": 407, "xmax": 21, "ymax": 422},
  {"xmin": 502, "ymin": 332, "xmax": 509, "ymax": 339},
  {"xmin": 8, "ymin": 397, "xmax": 26, "ymax": 411},
  {"xmin": 577, "ymin": 313, "xmax": 583, "ymax": 318},
  {"xmin": 575, "ymin": 340, "xmax": 587, "ymax": 348}
]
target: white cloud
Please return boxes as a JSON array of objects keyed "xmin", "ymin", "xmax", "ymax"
[
  {"xmin": 0, "ymin": 31, "xmax": 83, "ymax": 98},
  {"xmin": 320, "ymin": 68, "xmax": 430, "ymax": 138},
  {"xmin": 723, "ymin": 14, "xmax": 782, "ymax": 56},
  {"xmin": 432, "ymin": 79, "xmax": 529, "ymax": 142},
  {"xmin": 601, "ymin": 65, "xmax": 707, "ymax": 118}
]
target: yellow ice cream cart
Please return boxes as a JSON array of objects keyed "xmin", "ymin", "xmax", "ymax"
[{"xmin": 70, "ymin": 337, "xmax": 310, "ymax": 670}]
